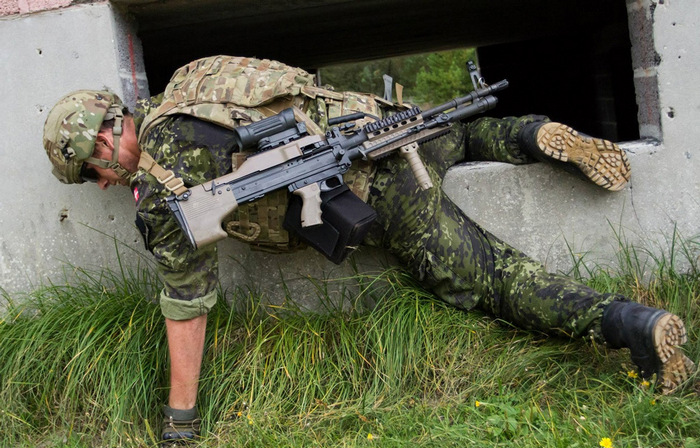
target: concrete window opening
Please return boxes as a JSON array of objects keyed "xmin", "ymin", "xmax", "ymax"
[{"xmin": 127, "ymin": 0, "xmax": 646, "ymax": 143}]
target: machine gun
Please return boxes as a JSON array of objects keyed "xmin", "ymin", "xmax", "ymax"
[{"xmin": 166, "ymin": 67, "xmax": 508, "ymax": 255}]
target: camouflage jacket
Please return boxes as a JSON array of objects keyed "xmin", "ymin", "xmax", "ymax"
[{"xmin": 132, "ymin": 94, "xmax": 232, "ymax": 311}]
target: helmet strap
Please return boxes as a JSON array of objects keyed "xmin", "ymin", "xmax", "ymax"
[
  {"xmin": 106, "ymin": 105, "xmax": 130, "ymax": 180},
  {"xmin": 85, "ymin": 105, "xmax": 132, "ymax": 181}
]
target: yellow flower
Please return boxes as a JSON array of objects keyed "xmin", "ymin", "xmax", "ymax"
[
  {"xmin": 247, "ymin": 416, "xmax": 253, "ymax": 425},
  {"xmin": 367, "ymin": 433, "xmax": 374, "ymax": 440},
  {"xmin": 475, "ymin": 401, "xmax": 481, "ymax": 407},
  {"xmin": 641, "ymin": 380, "xmax": 650, "ymax": 388},
  {"xmin": 237, "ymin": 411, "xmax": 242, "ymax": 417},
  {"xmin": 599, "ymin": 437, "xmax": 613, "ymax": 448},
  {"xmin": 627, "ymin": 370, "xmax": 638, "ymax": 379},
  {"xmin": 650, "ymin": 399, "xmax": 657, "ymax": 406}
]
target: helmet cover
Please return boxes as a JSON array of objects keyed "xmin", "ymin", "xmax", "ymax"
[{"xmin": 43, "ymin": 90, "xmax": 124, "ymax": 184}]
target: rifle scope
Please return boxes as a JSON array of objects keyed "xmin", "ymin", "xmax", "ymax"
[{"xmin": 233, "ymin": 108, "xmax": 298, "ymax": 150}]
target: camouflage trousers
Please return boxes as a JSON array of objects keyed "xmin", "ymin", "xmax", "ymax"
[
  {"xmin": 365, "ymin": 116, "xmax": 623, "ymax": 341},
  {"xmin": 462, "ymin": 114, "xmax": 548, "ymax": 163}
]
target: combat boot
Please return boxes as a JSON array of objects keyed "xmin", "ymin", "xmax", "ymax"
[
  {"xmin": 601, "ymin": 301, "xmax": 695, "ymax": 394},
  {"xmin": 517, "ymin": 121, "xmax": 631, "ymax": 191},
  {"xmin": 161, "ymin": 405, "xmax": 201, "ymax": 447}
]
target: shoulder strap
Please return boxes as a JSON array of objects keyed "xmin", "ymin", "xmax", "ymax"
[{"xmin": 137, "ymin": 151, "xmax": 188, "ymax": 196}]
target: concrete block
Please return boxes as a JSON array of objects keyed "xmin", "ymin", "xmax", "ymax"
[
  {"xmin": 627, "ymin": 0, "xmax": 661, "ymax": 70},
  {"xmin": 633, "ymin": 73, "xmax": 662, "ymax": 139},
  {"xmin": 443, "ymin": 139, "xmax": 699, "ymax": 276}
]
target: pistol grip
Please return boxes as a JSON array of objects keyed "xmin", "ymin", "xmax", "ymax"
[
  {"xmin": 400, "ymin": 142, "xmax": 433, "ymax": 190},
  {"xmin": 293, "ymin": 183, "xmax": 323, "ymax": 227}
]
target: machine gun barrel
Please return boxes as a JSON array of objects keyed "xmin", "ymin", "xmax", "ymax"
[{"xmin": 421, "ymin": 79, "xmax": 509, "ymax": 118}]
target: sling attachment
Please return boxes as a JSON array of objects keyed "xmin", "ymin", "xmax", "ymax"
[
  {"xmin": 137, "ymin": 151, "xmax": 189, "ymax": 196},
  {"xmin": 224, "ymin": 220, "xmax": 261, "ymax": 242}
]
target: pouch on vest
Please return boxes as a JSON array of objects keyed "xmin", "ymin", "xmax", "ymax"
[{"xmin": 283, "ymin": 185, "xmax": 377, "ymax": 264}]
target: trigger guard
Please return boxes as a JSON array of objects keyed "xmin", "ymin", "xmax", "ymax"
[{"xmin": 319, "ymin": 175, "xmax": 344, "ymax": 192}]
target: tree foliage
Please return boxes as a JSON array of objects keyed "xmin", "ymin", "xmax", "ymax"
[
  {"xmin": 319, "ymin": 48, "xmax": 477, "ymax": 107},
  {"xmin": 413, "ymin": 48, "xmax": 477, "ymax": 104}
]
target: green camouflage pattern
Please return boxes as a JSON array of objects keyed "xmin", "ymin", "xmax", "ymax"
[
  {"xmin": 43, "ymin": 90, "xmax": 123, "ymax": 184},
  {"xmin": 463, "ymin": 115, "xmax": 550, "ymax": 164},
  {"xmin": 365, "ymin": 122, "xmax": 620, "ymax": 341},
  {"xmin": 131, "ymin": 63, "xmax": 619, "ymax": 333},
  {"xmin": 132, "ymin": 94, "xmax": 236, "ymax": 319},
  {"xmin": 136, "ymin": 56, "xmax": 371, "ymax": 252}
]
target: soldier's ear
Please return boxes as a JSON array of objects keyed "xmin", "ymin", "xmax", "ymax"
[
  {"xmin": 96, "ymin": 125, "xmax": 115, "ymax": 148},
  {"xmin": 93, "ymin": 137, "xmax": 114, "ymax": 157},
  {"xmin": 123, "ymin": 115, "xmax": 138, "ymax": 138}
]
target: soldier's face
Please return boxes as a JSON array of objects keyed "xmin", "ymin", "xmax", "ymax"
[{"xmin": 93, "ymin": 165, "xmax": 129, "ymax": 190}]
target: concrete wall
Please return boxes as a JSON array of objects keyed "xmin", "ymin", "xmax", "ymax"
[
  {"xmin": 1, "ymin": 1, "xmax": 698, "ymax": 305},
  {"xmin": 0, "ymin": 2, "xmax": 149, "ymax": 293}
]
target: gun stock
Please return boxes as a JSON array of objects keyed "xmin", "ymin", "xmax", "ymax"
[
  {"xmin": 168, "ymin": 183, "xmax": 239, "ymax": 248},
  {"xmin": 167, "ymin": 133, "xmax": 326, "ymax": 248}
]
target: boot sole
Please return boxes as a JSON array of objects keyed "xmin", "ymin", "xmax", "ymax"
[
  {"xmin": 652, "ymin": 313, "xmax": 696, "ymax": 394},
  {"xmin": 536, "ymin": 122, "xmax": 631, "ymax": 191}
]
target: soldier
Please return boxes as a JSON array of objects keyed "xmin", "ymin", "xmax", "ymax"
[{"xmin": 42, "ymin": 56, "xmax": 693, "ymax": 446}]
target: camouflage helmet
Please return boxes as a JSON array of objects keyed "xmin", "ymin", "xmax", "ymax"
[{"xmin": 43, "ymin": 90, "xmax": 126, "ymax": 184}]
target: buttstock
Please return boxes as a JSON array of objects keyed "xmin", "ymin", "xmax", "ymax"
[{"xmin": 175, "ymin": 184, "xmax": 239, "ymax": 248}]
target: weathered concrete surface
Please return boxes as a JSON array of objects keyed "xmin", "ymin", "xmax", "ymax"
[
  {"xmin": 443, "ymin": 139, "xmax": 699, "ymax": 275},
  {"xmin": 1, "ymin": 1, "xmax": 698, "ymax": 308},
  {"xmin": 0, "ymin": 3, "xmax": 149, "ymax": 293}
]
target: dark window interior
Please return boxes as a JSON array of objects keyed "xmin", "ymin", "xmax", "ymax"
[
  {"xmin": 119, "ymin": 0, "xmax": 640, "ymax": 142},
  {"xmin": 477, "ymin": 27, "xmax": 639, "ymax": 141}
]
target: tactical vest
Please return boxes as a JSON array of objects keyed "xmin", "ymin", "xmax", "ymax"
[{"xmin": 138, "ymin": 55, "xmax": 385, "ymax": 253}]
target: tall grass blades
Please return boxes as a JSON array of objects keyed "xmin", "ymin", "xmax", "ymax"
[
  {"xmin": 0, "ymin": 266, "xmax": 166, "ymax": 446},
  {"xmin": 0, "ymin": 229, "xmax": 698, "ymax": 447}
]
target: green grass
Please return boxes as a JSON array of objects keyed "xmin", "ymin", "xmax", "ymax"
[{"xmin": 0, "ymin": 232, "xmax": 698, "ymax": 448}]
